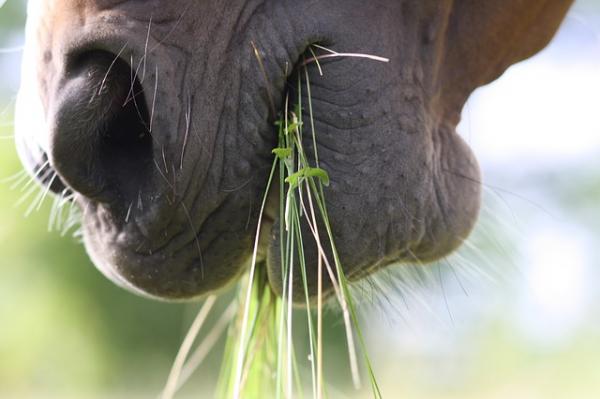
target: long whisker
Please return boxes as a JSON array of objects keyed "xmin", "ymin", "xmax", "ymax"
[
  {"xmin": 148, "ymin": 5, "xmax": 190, "ymax": 54},
  {"xmin": 162, "ymin": 146, "xmax": 169, "ymax": 176},
  {"xmin": 180, "ymin": 94, "xmax": 191, "ymax": 170},
  {"xmin": 149, "ymin": 64, "xmax": 158, "ymax": 133},
  {"xmin": 21, "ymin": 168, "xmax": 53, "ymax": 216},
  {"xmin": 1, "ymin": 169, "xmax": 27, "ymax": 184},
  {"xmin": 436, "ymin": 263, "xmax": 454, "ymax": 325},
  {"xmin": 141, "ymin": 15, "xmax": 152, "ymax": 82},
  {"xmin": 24, "ymin": 185, "xmax": 45, "ymax": 216},
  {"xmin": 48, "ymin": 191, "xmax": 62, "ymax": 232},
  {"xmin": 153, "ymin": 159, "xmax": 176, "ymax": 191},
  {"xmin": 15, "ymin": 175, "xmax": 44, "ymax": 207},
  {"xmin": 180, "ymin": 202, "xmax": 204, "ymax": 279},
  {"xmin": 0, "ymin": 45, "xmax": 24, "ymax": 54},
  {"xmin": 125, "ymin": 201, "xmax": 134, "ymax": 223},
  {"xmin": 35, "ymin": 172, "xmax": 58, "ymax": 212},
  {"xmin": 62, "ymin": 197, "xmax": 84, "ymax": 237},
  {"xmin": 15, "ymin": 160, "xmax": 49, "ymax": 192},
  {"xmin": 443, "ymin": 167, "xmax": 556, "ymax": 219},
  {"xmin": 97, "ymin": 42, "xmax": 129, "ymax": 98},
  {"xmin": 48, "ymin": 188, "xmax": 73, "ymax": 232},
  {"xmin": 123, "ymin": 55, "xmax": 152, "ymax": 134}
]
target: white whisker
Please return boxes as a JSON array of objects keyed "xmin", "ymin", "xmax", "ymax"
[
  {"xmin": 141, "ymin": 15, "xmax": 152, "ymax": 82},
  {"xmin": 125, "ymin": 201, "xmax": 134, "ymax": 223},
  {"xmin": 180, "ymin": 95, "xmax": 191, "ymax": 170},
  {"xmin": 180, "ymin": 202, "xmax": 204, "ymax": 279},
  {"xmin": 96, "ymin": 42, "xmax": 129, "ymax": 98},
  {"xmin": 0, "ymin": 45, "xmax": 24, "ymax": 54},
  {"xmin": 1, "ymin": 169, "xmax": 26, "ymax": 184},
  {"xmin": 149, "ymin": 64, "xmax": 158, "ymax": 133}
]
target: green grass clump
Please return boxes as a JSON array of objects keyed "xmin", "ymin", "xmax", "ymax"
[{"xmin": 161, "ymin": 45, "xmax": 388, "ymax": 399}]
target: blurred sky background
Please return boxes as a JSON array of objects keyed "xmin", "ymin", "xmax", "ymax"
[{"xmin": 1, "ymin": 1, "xmax": 600, "ymax": 398}]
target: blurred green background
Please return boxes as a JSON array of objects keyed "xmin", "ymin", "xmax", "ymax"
[{"xmin": 1, "ymin": 1, "xmax": 600, "ymax": 398}]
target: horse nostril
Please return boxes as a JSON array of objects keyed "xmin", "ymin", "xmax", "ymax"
[{"xmin": 48, "ymin": 50, "xmax": 153, "ymax": 203}]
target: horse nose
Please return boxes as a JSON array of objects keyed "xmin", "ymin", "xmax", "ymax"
[{"xmin": 48, "ymin": 50, "xmax": 153, "ymax": 203}]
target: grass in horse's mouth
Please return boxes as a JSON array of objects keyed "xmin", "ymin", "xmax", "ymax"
[{"xmin": 160, "ymin": 44, "xmax": 389, "ymax": 399}]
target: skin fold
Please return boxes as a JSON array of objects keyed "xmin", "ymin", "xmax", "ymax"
[{"xmin": 15, "ymin": 0, "xmax": 574, "ymax": 301}]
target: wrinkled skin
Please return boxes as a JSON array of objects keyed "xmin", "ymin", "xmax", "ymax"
[{"xmin": 15, "ymin": 0, "xmax": 573, "ymax": 301}]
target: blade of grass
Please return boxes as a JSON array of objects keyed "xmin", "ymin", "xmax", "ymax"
[
  {"xmin": 232, "ymin": 158, "xmax": 278, "ymax": 399},
  {"xmin": 161, "ymin": 295, "xmax": 216, "ymax": 399},
  {"xmin": 174, "ymin": 301, "xmax": 237, "ymax": 392}
]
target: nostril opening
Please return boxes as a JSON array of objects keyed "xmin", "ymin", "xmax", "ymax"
[
  {"xmin": 53, "ymin": 50, "xmax": 154, "ymax": 203},
  {"xmin": 98, "ymin": 64, "xmax": 153, "ymax": 201}
]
